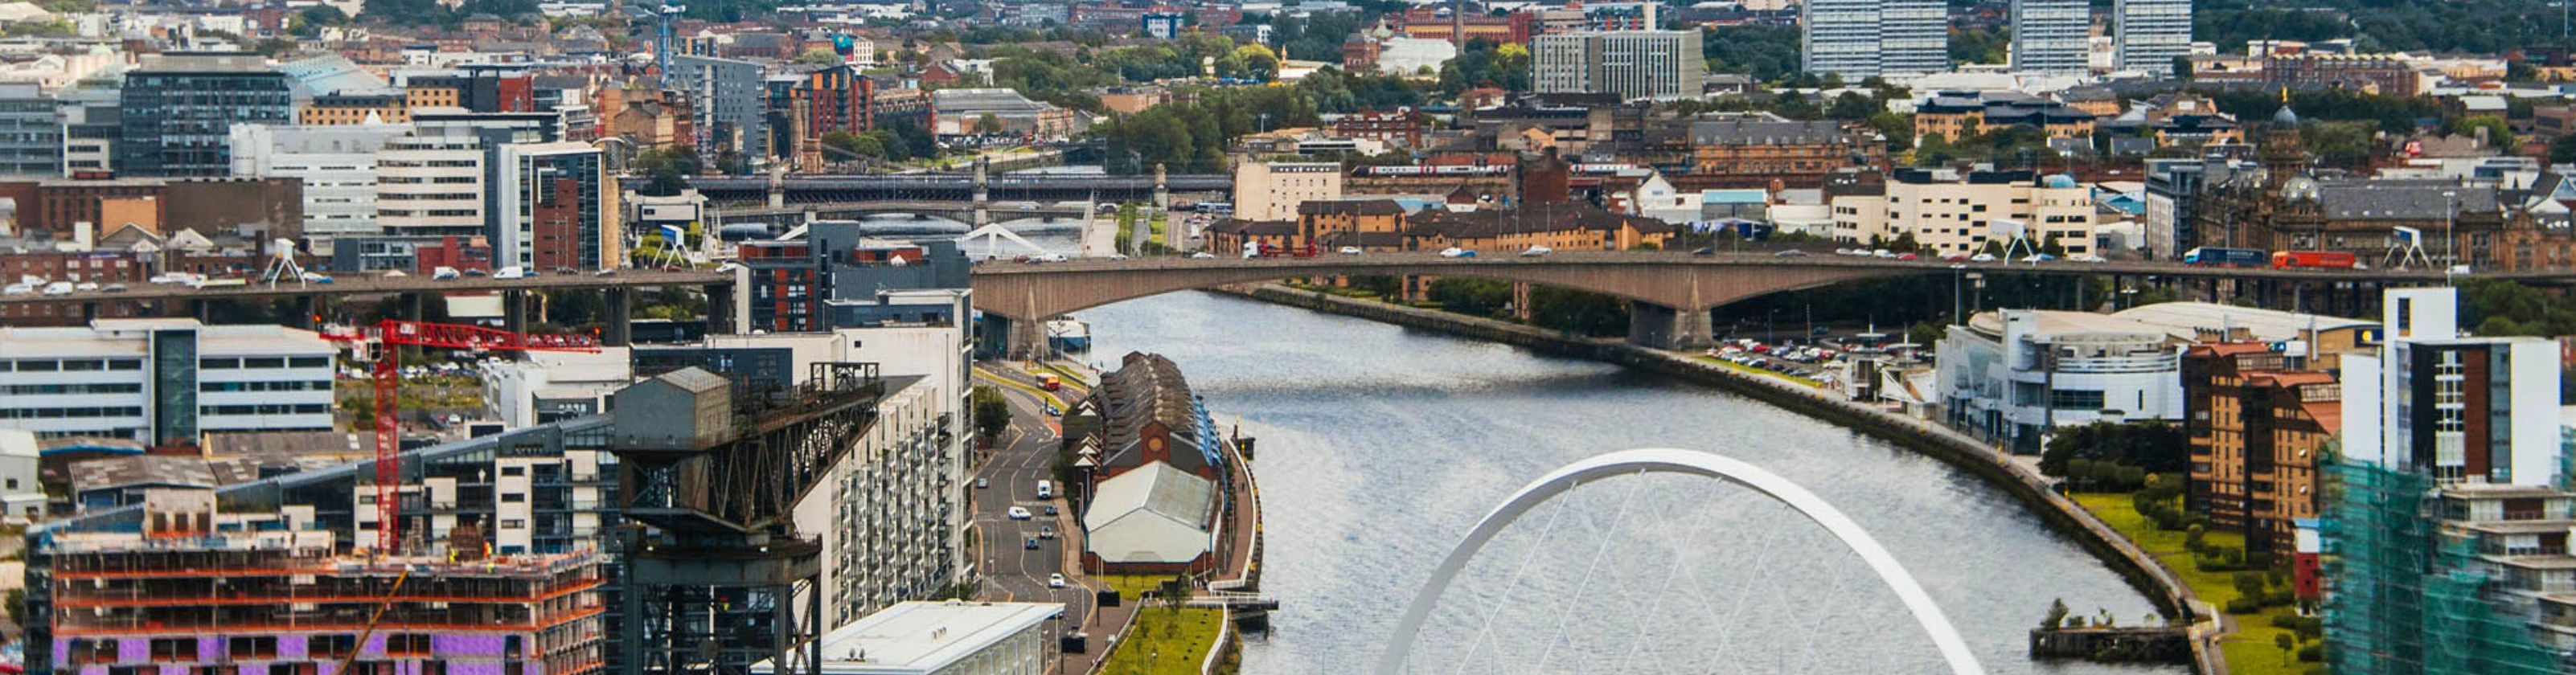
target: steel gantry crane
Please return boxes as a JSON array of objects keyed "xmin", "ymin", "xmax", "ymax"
[{"xmin": 324, "ymin": 320, "xmax": 599, "ymax": 553}]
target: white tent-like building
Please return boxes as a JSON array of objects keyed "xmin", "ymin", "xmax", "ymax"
[{"xmin": 1081, "ymin": 462, "xmax": 1217, "ymax": 571}]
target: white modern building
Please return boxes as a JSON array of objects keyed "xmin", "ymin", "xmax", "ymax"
[
  {"xmin": 757, "ymin": 600, "xmax": 1058, "ymax": 675},
  {"xmin": 1937, "ymin": 309, "xmax": 2188, "ymax": 448},
  {"xmin": 1828, "ymin": 170, "xmax": 2098, "ymax": 256},
  {"xmin": 0, "ymin": 319, "xmax": 334, "ymax": 444},
  {"xmin": 375, "ymin": 116, "xmax": 494, "ymax": 240},
  {"xmin": 492, "ymin": 141, "xmax": 609, "ymax": 270},
  {"xmin": 2115, "ymin": 0, "xmax": 2192, "ymax": 76},
  {"xmin": 2010, "ymin": 0, "xmax": 2089, "ymax": 76},
  {"xmin": 229, "ymin": 122, "xmax": 408, "ymax": 252},
  {"xmin": 2342, "ymin": 288, "xmax": 2562, "ymax": 486},
  {"xmin": 482, "ymin": 347, "xmax": 634, "ymax": 428},
  {"xmin": 1531, "ymin": 30, "xmax": 1706, "ymax": 101},
  {"xmin": 1803, "ymin": 0, "xmax": 1947, "ymax": 80}
]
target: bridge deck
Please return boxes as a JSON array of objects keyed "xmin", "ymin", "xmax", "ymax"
[
  {"xmin": 970, "ymin": 250, "xmax": 2463, "ymax": 281},
  {"xmin": 0, "ymin": 270, "xmax": 731, "ymax": 305}
]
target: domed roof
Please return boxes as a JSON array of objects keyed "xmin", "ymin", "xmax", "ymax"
[
  {"xmin": 2044, "ymin": 174, "xmax": 2079, "ymax": 189},
  {"xmin": 2271, "ymin": 104, "xmax": 2301, "ymax": 127}
]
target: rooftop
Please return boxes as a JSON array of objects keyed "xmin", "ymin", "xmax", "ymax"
[
  {"xmin": 2108, "ymin": 302, "xmax": 2373, "ymax": 342},
  {"xmin": 766, "ymin": 601, "xmax": 1061, "ymax": 675}
]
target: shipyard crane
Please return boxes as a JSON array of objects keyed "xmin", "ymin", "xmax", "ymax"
[{"xmin": 323, "ymin": 320, "xmax": 600, "ymax": 553}]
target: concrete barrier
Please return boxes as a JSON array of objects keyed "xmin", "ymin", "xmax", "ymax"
[{"xmin": 1217, "ymin": 284, "xmax": 2211, "ymax": 672}]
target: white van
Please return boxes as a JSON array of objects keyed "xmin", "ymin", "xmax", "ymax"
[{"xmin": 1036, "ymin": 480, "xmax": 1053, "ymax": 500}]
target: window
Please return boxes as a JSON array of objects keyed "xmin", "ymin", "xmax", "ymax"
[
  {"xmin": 502, "ymin": 493, "xmax": 526, "ymax": 503},
  {"xmin": 501, "ymin": 465, "xmax": 526, "ymax": 477},
  {"xmin": 2049, "ymin": 389, "xmax": 2106, "ymax": 411},
  {"xmin": 500, "ymin": 519, "xmax": 526, "ymax": 529},
  {"xmin": 242, "ymin": 357, "xmax": 285, "ymax": 369},
  {"xmin": 289, "ymin": 357, "xmax": 327, "ymax": 368}
]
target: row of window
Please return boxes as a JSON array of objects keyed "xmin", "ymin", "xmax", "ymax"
[
  {"xmin": 0, "ymin": 406, "xmax": 142, "ymax": 419},
  {"xmin": 203, "ymin": 403, "xmax": 331, "ymax": 415},
  {"xmin": 1, "ymin": 382, "xmax": 142, "ymax": 395},
  {"xmin": 199, "ymin": 380, "xmax": 330, "ymax": 392},
  {"xmin": 2, "ymin": 358, "xmax": 142, "ymax": 372},
  {"xmin": 201, "ymin": 356, "xmax": 330, "ymax": 370}
]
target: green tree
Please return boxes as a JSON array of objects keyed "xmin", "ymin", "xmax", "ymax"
[
  {"xmin": 2041, "ymin": 598, "xmax": 2069, "ymax": 629},
  {"xmin": 2550, "ymin": 133, "xmax": 2576, "ymax": 164},
  {"xmin": 1427, "ymin": 277, "xmax": 1515, "ymax": 317},
  {"xmin": 970, "ymin": 386, "xmax": 1011, "ymax": 443},
  {"xmin": 2172, "ymin": 56, "xmax": 2193, "ymax": 81},
  {"xmin": 795, "ymin": 48, "xmax": 842, "ymax": 66},
  {"xmin": 973, "ymin": 113, "xmax": 1005, "ymax": 136},
  {"xmin": 1825, "ymin": 92, "xmax": 1878, "ymax": 121},
  {"xmin": 2276, "ymin": 633, "xmax": 2295, "ymax": 665}
]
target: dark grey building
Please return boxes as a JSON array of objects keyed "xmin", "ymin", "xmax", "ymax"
[
  {"xmin": 0, "ymin": 83, "xmax": 59, "ymax": 176},
  {"xmin": 117, "ymin": 52, "xmax": 292, "ymax": 177},
  {"xmin": 669, "ymin": 55, "xmax": 768, "ymax": 165}
]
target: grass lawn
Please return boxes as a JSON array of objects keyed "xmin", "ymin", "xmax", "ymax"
[
  {"xmin": 1098, "ymin": 574, "xmax": 1181, "ymax": 600},
  {"xmin": 1101, "ymin": 607, "xmax": 1224, "ymax": 675},
  {"xmin": 1693, "ymin": 355, "xmax": 1823, "ymax": 387},
  {"xmin": 2071, "ymin": 493, "xmax": 2317, "ymax": 675}
]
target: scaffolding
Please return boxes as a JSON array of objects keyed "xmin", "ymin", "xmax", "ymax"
[{"xmin": 2324, "ymin": 460, "xmax": 2561, "ymax": 675}]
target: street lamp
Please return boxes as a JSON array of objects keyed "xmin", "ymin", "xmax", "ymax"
[{"xmin": 2443, "ymin": 190, "xmax": 2459, "ymax": 278}]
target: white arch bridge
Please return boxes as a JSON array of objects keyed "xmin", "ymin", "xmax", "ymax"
[{"xmin": 1376, "ymin": 448, "xmax": 1986, "ymax": 675}]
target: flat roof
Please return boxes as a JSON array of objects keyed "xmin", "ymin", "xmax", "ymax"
[
  {"xmin": 2109, "ymin": 301, "xmax": 2373, "ymax": 342},
  {"xmin": 0, "ymin": 319, "xmax": 331, "ymax": 359},
  {"xmin": 757, "ymin": 601, "xmax": 1060, "ymax": 675}
]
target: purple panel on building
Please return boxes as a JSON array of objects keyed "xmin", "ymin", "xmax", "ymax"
[
  {"xmin": 523, "ymin": 661, "xmax": 544, "ymax": 675},
  {"xmin": 199, "ymin": 638, "xmax": 224, "ymax": 661},
  {"xmin": 77, "ymin": 665, "xmax": 107, "ymax": 675},
  {"xmin": 278, "ymin": 634, "xmax": 309, "ymax": 660},
  {"xmin": 161, "ymin": 665, "xmax": 188, "ymax": 675},
  {"xmin": 117, "ymin": 639, "xmax": 147, "ymax": 662},
  {"xmin": 51, "ymin": 638, "xmax": 68, "ymax": 666},
  {"xmin": 237, "ymin": 664, "xmax": 267, "ymax": 675},
  {"xmin": 363, "ymin": 634, "xmax": 388, "ymax": 658},
  {"xmin": 433, "ymin": 634, "xmax": 507, "ymax": 656},
  {"xmin": 450, "ymin": 662, "xmax": 507, "ymax": 675}
]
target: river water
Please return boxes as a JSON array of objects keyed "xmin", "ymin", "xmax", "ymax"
[{"xmin": 1072, "ymin": 292, "xmax": 2182, "ymax": 675}]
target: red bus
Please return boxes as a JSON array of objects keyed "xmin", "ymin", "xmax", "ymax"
[{"xmin": 2271, "ymin": 251, "xmax": 2357, "ymax": 269}]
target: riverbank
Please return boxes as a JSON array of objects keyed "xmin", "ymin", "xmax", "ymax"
[{"xmin": 1214, "ymin": 282, "xmax": 2218, "ymax": 673}]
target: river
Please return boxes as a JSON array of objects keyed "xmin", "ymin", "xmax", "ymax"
[{"xmin": 1071, "ymin": 292, "xmax": 2182, "ymax": 675}]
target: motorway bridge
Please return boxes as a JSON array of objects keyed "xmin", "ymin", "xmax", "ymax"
[
  {"xmin": 689, "ymin": 171, "xmax": 1230, "ymax": 206},
  {"xmin": 968, "ymin": 252, "xmax": 2475, "ymax": 354}
]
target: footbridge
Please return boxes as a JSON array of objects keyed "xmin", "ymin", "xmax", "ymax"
[{"xmin": 967, "ymin": 251, "xmax": 2455, "ymax": 355}]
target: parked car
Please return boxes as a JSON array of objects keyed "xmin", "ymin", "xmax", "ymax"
[{"xmin": 1439, "ymin": 248, "xmax": 1477, "ymax": 259}]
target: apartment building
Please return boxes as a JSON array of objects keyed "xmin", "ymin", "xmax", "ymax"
[
  {"xmin": 117, "ymin": 52, "xmax": 292, "ymax": 177},
  {"xmin": 2010, "ymin": 0, "xmax": 2089, "ymax": 76},
  {"xmin": 1531, "ymin": 30, "xmax": 1705, "ymax": 101},
  {"xmin": 2182, "ymin": 342, "xmax": 2349, "ymax": 554},
  {"xmin": 2115, "ymin": 0, "xmax": 2192, "ymax": 76},
  {"xmin": 1827, "ymin": 169, "xmax": 2097, "ymax": 256},
  {"xmin": 1802, "ymin": 0, "xmax": 1947, "ymax": 79},
  {"xmin": 495, "ymin": 141, "xmax": 613, "ymax": 271},
  {"xmin": 1232, "ymin": 162, "xmax": 1345, "ymax": 223},
  {"xmin": 229, "ymin": 123, "xmax": 408, "ymax": 248}
]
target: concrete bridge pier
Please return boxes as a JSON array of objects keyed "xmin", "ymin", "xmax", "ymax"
[
  {"xmin": 1152, "ymin": 162, "xmax": 1170, "ymax": 211},
  {"xmin": 707, "ymin": 282, "xmax": 736, "ymax": 335},
  {"xmin": 292, "ymin": 295, "xmax": 318, "ymax": 329},
  {"xmin": 502, "ymin": 289, "xmax": 529, "ymax": 335},
  {"xmin": 972, "ymin": 157, "xmax": 991, "ymax": 227},
  {"xmin": 602, "ymin": 288, "xmax": 633, "ymax": 346},
  {"xmin": 1628, "ymin": 302, "xmax": 1716, "ymax": 350}
]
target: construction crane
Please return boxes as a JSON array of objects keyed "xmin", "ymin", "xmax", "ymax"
[{"xmin": 324, "ymin": 320, "xmax": 600, "ymax": 553}]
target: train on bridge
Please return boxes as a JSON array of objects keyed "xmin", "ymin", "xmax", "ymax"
[{"xmin": 2183, "ymin": 247, "xmax": 2361, "ymax": 270}]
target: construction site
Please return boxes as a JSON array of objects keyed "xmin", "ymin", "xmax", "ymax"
[{"xmin": 31, "ymin": 489, "xmax": 607, "ymax": 675}]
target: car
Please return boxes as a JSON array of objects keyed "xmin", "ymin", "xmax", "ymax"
[
  {"xmin": 975, "ymin": 477, "xmax": 989, "ymax": 489},
  {"xmin": 300, "ymin": 272, "xmax": 332, "ymax": 284},
  {"xmin": 465, "ymin": 268, "xmax": 488, "ymax": 276},
  {"xmin": 40, "ymin": 281, "xmax": 71, "ymax": 296},
  {"xmin": 1338, "ymin": 246, "xmax": 1364, "ymax": 255},
  {"xmin": 593, "ymin": 268, "xmax": 618, "ymax": 276},
  {"xmin": 2020, "ymin": 254, "xmax": 2057, "ymax": 263},
  {"xmin": 1044, "ymin": 403, "xmax": 1061, "ymax": 416},
  {"xmin": 1896, "ymin": 252, "xmax": 1918, "ymax": 261},
  {"xmin": 1025, "ymin": 536, "xmax": 1040, "ymax": 550},
  {"xmin": 1034, "ymin": 253, "xmax": 1070, "ymax": 263},
  {"xmin": 1108, "ymin": 254, "xmax": 1130, "ymax": 260},
  {"xmin": 2, "ymin": 284, "xmax": 29, "ymax": 296},
  {"xmin": 1692, "ymin": 247, "xmax": 1717, "ymax": 256},
  {"xmin": 383, "ymin": 270, "xmax": 408, "ymax": 278},
  {"xmin": 1519, "ymin": 245, "xmax": 1552, "ymax": 257},
  {"xmin": 101, "ymin": 284, "xmax": 126, "ymax": 293},
  {"xmin": 1969, "ymin": 253, "xmax": 1998, "ymax": 263},
  {"xmin": 1871, "ymin": 249, "xmax": 1896, "ymax": 259},
  {"xmin": 1189, "ymin": 252, "xmax": 1216, "ymax": 259},
  {"xmin": 72, "ymin": 281, "xmax": 98, "ymax": 292},
  {"xmin": 492, "ymin": 266, "xmax": 528, "ymax": 280},
  {"xmin": 2068, "ymin": 254, "xmax": 2106, "ymax": 263},
  {"xmin": 1040, "ymin": 526, "xmax": 1057, "ymax": 539},
  {"xmin": 554, "ymin": 266, "xmax": 578, "ymax": 276},
  {"xmin": 1772, "ymin": 249, "xmax": 1806, "ymax": 257},
  {"xmin": 1007, "ymin": 506, "xmax": 1032, "ymax": 520},
  {"xmin": 1939, "ymin": 253, "xmax": 1968, "ymax": 262},
  {"xmin": 1043, "ymin": 505, "xmax": 1059, "ymax": 517},
  {"xmin": 1438, "ymin": 248, "xmax": 1477, "ymax": 259},
  {"xmin": 1048, "ymin": 573, "xmax": 1067, "ymax": 588}
]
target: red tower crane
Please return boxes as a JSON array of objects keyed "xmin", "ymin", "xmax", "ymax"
[{"xmin": 324, "ymin": 320, "xmax": 600, "ymax": 553}]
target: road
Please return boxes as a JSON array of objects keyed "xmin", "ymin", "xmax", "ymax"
[
  {"xmin": 0, "ymin": 268, "xmax": 730, "ymax": 305},
  {"xmin": 970, "ymin": 365, "xmax": 1101, "ymax": 671}
]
